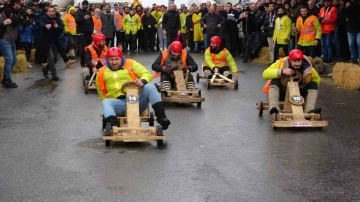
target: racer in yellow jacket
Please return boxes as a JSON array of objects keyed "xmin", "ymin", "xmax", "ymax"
[
  {"xmin": 203, "ymin": 36, "xmax": 239, "ymax": 79},
  {"xmin": 262, "ymin": 49, "xmax": 321, "ymax": 115},
  {"xmin": 96, "ymin": 47, "xmax": 171, "ymax": 129}
]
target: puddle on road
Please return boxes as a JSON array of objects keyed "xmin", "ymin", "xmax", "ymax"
[
  {"xmin": 26, "ymin": 79, "xmax": 59, "ymax": 93},
  {"xmin": 68, "ymin": 137, "xmax": 165, "ymax": 154}
]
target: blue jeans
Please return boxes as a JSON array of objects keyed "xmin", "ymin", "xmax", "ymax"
[
  {"xmin": 347, "ymin": 32, "xmax": 360, "ymax": 60},
  {"xmin": 102, "ymin": 84, "xmax": 162, "ymax": 118},
  {"xmin": 289, "ymin": 37, "xmax": 295, "ymax": 51},
  {"xmin": 321, "ymin": 33, "xmax": 334, "ymax": 61},
  {"xmin": 0, "ymin": 39, "xmax": 17, "ymax": 79}
]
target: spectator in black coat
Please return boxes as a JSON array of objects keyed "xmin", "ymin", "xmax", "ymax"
[
  {"xmin": 162, "ymin": 3, "xmax": 180, "ymax": 45},
  {"xmin": 142, "ymin": 8, "xmax": 156, "ymax": 52},
  {"xmin": 344, "ymin": 0, "xmax": 360, "ymax": 64},
  {"xmin": 185, "ymin": 7, "xmax": 194, "ymax": 51}
]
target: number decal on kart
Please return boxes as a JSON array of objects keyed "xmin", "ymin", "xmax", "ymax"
[
  {"xmin": 290, "ymin": 95, "xmax": 304, "ymax": 105},
  {"xmin": 127, "ymin": 95, "xmax": 138, "ymax": 104}
]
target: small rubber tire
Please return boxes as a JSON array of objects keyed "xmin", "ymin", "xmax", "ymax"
[
  {"xmin": 258, "ymin": 102, "xmax": 264, "ymax": 116},
  {"xmin": 196, "ymin": 73, "xmax": 200, "ymax": 83},
  {"xmin": 84, "ymin": 81, "xmax": 89, "ymax": 94},
  {"xmin": 149, "ymin": 112, "xmax": 154, "ymax": 127},
  {"xmin": 234, "ymin": 80, "xmax": 239, "ymax": 90},
  {"xmin": 105, "ymin": 123, "xmax": 112, "ymax": 147},
  {"xmin": 156, "ymin": 125, "xmax": 164, "ymax": 147},
  {"xmin": 207, "ymin": 82, "xmax": 211, "ymax": 89},
  {"xmin": 102, "ymin": 115, "xmax": 106, "ymax": 129}
]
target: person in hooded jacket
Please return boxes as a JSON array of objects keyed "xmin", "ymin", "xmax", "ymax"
[
  {"xmin": 63, "ymin": 6, "xmax": 77, "ymax": 59},
  {"xmin": 162, "ymin": 3, "xmax": 180, "ymax": 45},
  {"xmin": 141, "ymin": 8, "xmax": 156, "ymax": 52}
]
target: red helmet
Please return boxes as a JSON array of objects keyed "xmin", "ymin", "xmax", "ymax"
[
  {"xmin": 169, "ymin": 41, "xmax": 183, "ymax": 52},
  {"xmin": 107, "ymin": 47, "xmax": 123, "ymax": 58},
  {"xmin": 288, "ymin": 49, "xmax": 304, "ymax": 60},
  {"xmin": 210, "ymin": 36, "xmax": 222, "ymax": 46},
  {"xmin": 93, "ymin": 34, "xmax": 106, "ymax": 46}
]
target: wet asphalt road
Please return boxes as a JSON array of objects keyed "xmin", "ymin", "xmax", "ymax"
[{"xmin": 1, "ymin": 52, "xmax": 360, "ymax": 202}]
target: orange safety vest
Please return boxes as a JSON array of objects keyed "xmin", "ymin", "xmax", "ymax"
[
  {"xmin": 207, "ymin": 47, "xmax": 227, "ymax": 66},
  {"xmin": 153, "ymin": 49, "xmax": 187, "ymax": 79},
  {"xmin": 297, "ymin": 15, "xmax": 317, "ymax": 41},
  {"xmin": 97, "ymin": 59, "xmax": 138, "ymax": 97},
  {"xmin": 319, "ymin": 6, "xmax": 337, "ymax": 34},
  {"xmin": 64, "ymin": 14, "xmax": 76, "ymax": 32},
  {"xmin": 92, "ymin": 16, "xmax": 102, "ymax": 34},
  {"xmin": 263, "ymin": 58, "xmax": 284, "ymax": 94},
  {"xmin": 85, "ymin": 45, "xmax": 108, "ymax": 67},
  {"xmin": 114, "ymin": 12, "xmax": 123, "ymax": 30}
]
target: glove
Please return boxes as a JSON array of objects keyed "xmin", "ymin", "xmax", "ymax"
[
  {"xmin": 162, "ymin": 66, "xmax": 173, "ymax": 75},
  {"xmin": 183, "ymin": 66, "xmax": 192, "ymax": 73}
]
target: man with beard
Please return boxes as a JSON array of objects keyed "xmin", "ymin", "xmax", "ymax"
[
  {"xmin": 0, "ymin": 0, "xmax": 23, "ymax": 88},
  {"xmin": 162, "ymin": 3, "xmax": 180, "ymax": 45},
  {"xmin": 100, "ymin": 4, "xmax": 114, "ymax": 47},
  {"xmin": 220, "ymin": 2, "xmax": 239, "ymax": 55},
  {"xmin": 96, "ymin": 47, "xmax": 171, "ymax": 130},
  {"xmin": 272, "ymin": 5, "xmax": 292, "ymax": 63},
  {"xmin": 263, "ymin": 49, "xmax": 321, "ymax": 115},
  {"xmin": 74, "ymin": 0, "xmax": 94, "ymax": 67},
  {"xmin": 203, "ymin": 36, "xmax": 239, "ymax": 80},
  {"xmin": 39, "ymin": 6, "xmax": 64, "ymax": 81},
  {"xmin": 152, "ymin": 41, "xmax": 198, "ymax": 91},
  {"xmin": 82, "ymin": 34, "xmax": 108, "ymax": 81},
  {"xmin": 201, "ymin": 6, "xmax": 224, "ymax": 49},
  {"xmin": 294, "ymin": 5, "xmax": 322, "ymax": 58}
]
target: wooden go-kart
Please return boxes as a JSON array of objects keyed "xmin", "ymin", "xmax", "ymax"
[
  {"xmin": 256, "ymin": 72, "xmax": 328, "ymax": 129},
  {"xmin": 84, "ymin": 73, "xmax": 96, "ymax": 94},
  {"xmin": 196, "ymin": 65, "xmax": 238, "ymax": 90},
  {"xmin": 102, "ymin": 81, "xmax": 166, "ymax": 147},
  {"xmin": 160, "ymin": 68, "xmax": 205, "ymax": 107}
]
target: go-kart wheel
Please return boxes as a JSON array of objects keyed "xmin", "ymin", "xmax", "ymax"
[
  {"xmin": 156, "ymin": 125, "xmax": 164, "ymax": 147},
  {"xmin": 272, "ymin": 113, "xmax": 279, "ymax": 121},
  {"xmin": 258, "ymin": 102, "xmax": 264, "ymax": 116},
  {"xmin": 149, "ymin": 112, "xmax": 154, "ymax": 127},
  {"xmin": 197, "ymin": 102, "xmax": 202, "ymax": 108},
  {"xmin": 82, "ymin": 78, "xmax": 85, "ymax": 87},
  {"xmin": 161, "ymin": 91, "xmax": 168, "ymax": 98},
  {"xmin": 84, "ymin": 81, "xmax": 89, "ymax": 94},
  {"xmin": 196, "ymin": 73, "xmax": 200, "ymax": 83},
  {"xmin": 234, "ymin": 80, "xmax": 239, "ymax": 90},
  {"xmin": 102, "ymin": 115, "xmax": 106, "ymax": 129},
  {"xmin": 207, "ymin": 82, "xmax": 211, "ymax": 89},
  {"xmin": 105, "ymin": 123, "xmax": 112, "ymax": 147}
]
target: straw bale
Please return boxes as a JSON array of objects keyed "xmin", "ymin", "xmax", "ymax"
[
  {"xmin": 16, "ymin": 50, "xmax": 25, "ymax": 55},
  {"xmin": 12, "ymin": 54, "xmax": 28, "ymax": 73},
  {"xmin": 29, "ymin": 49, "xmax": 36, "ymax": 62},
  {"xmin": 333, "ymin": 62, "xmax": 360, "ymax": 89},
  {"xmin": 253, "ymin": 47, "xmax": 286, "ymax": 64},
  {"xmin": 0, "ymin": 57, "xmax": 4, "ymax": 81}
]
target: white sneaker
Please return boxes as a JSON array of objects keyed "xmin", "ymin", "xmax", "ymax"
[{"xmin": 27, "ymin": 62, "xmax": 32, "ymax": 69}]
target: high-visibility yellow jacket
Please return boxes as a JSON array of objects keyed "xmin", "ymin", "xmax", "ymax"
[
  {"xmin": 63, "ymin": 7, "xmax": 77, "ymax": 35},
  {"xmin": 123, "ymin": 14, "xmax": 141, "ymax": 35},
  {"xmin": 204, "ymin": 48, "xmax": 238, "ymax": 73},
  {"xmin": 96, "ymin": 59, "xmax": 152, "ymax": 100},
  {"xmin": 179, "ymin": 12, "xmax": 189, "ymax": 33},
  {"xmin": 273, "ymin": 15, "xmax": 292, "ymax": 45},
  {"xmin": 296, "ymin": 15, "xmax": 322, "ymax": 46},
  {"xmin": 262, "ymin": 56, "xmax": 320, "ymax": 88}
]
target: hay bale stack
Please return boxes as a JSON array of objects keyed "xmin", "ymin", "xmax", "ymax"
[
  {"xmin": 0, "ymin": 57, "xmax": 4, "ymax": 81},
  {"xmin": 333, "ymin": 62, "xmax": 360, "ymax": 89},
  {"xmin": 253, "ymin": 47, "xmax": 286, "ymax": 64},
  {"xmin": 13, "ymin": 54, "xmax": 28, "ymax": 73},
  {"xmin": 307, "ymin": 56, "xmax": 325, "ymax": 74},
  {"xmin": 29, "ymin": 49, "xmax": 36, "ymax": 62},
  {"xmin": 253, "ymin": 47, "xmax": 271, "ymax": 64},
  {"xmin": 16, "ymin": 50, "xmax": 26, "ymax": 55}
]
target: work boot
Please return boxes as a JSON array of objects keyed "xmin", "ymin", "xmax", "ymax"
[
  {"xmin": 304, "ymin": 90, "xmax": 319, "ymax": 113},
  {"xmin": 104, "ymin": 115, "xmax": 119, "ymax": 128},
  {"xmin": 152, "ymin": 101, "xmax": 171, "ymax": 130},
  {"xmin": 65, "ymin": 59, "xmax": 76, "ymax": 68},
  {"xmin": 2, "ymin": 78, "xmax": 18, "ymax": 88},
  {"xmin": 268, "ymin": 85, "xmax": 280, "ymax": 114},
  {"xmin": 52, "ymin": 74, "xmax": 59, "ymax": 81},
  {"xmin": 308, "ymin": 107, "xmax": 322, "ymax": 114}
]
